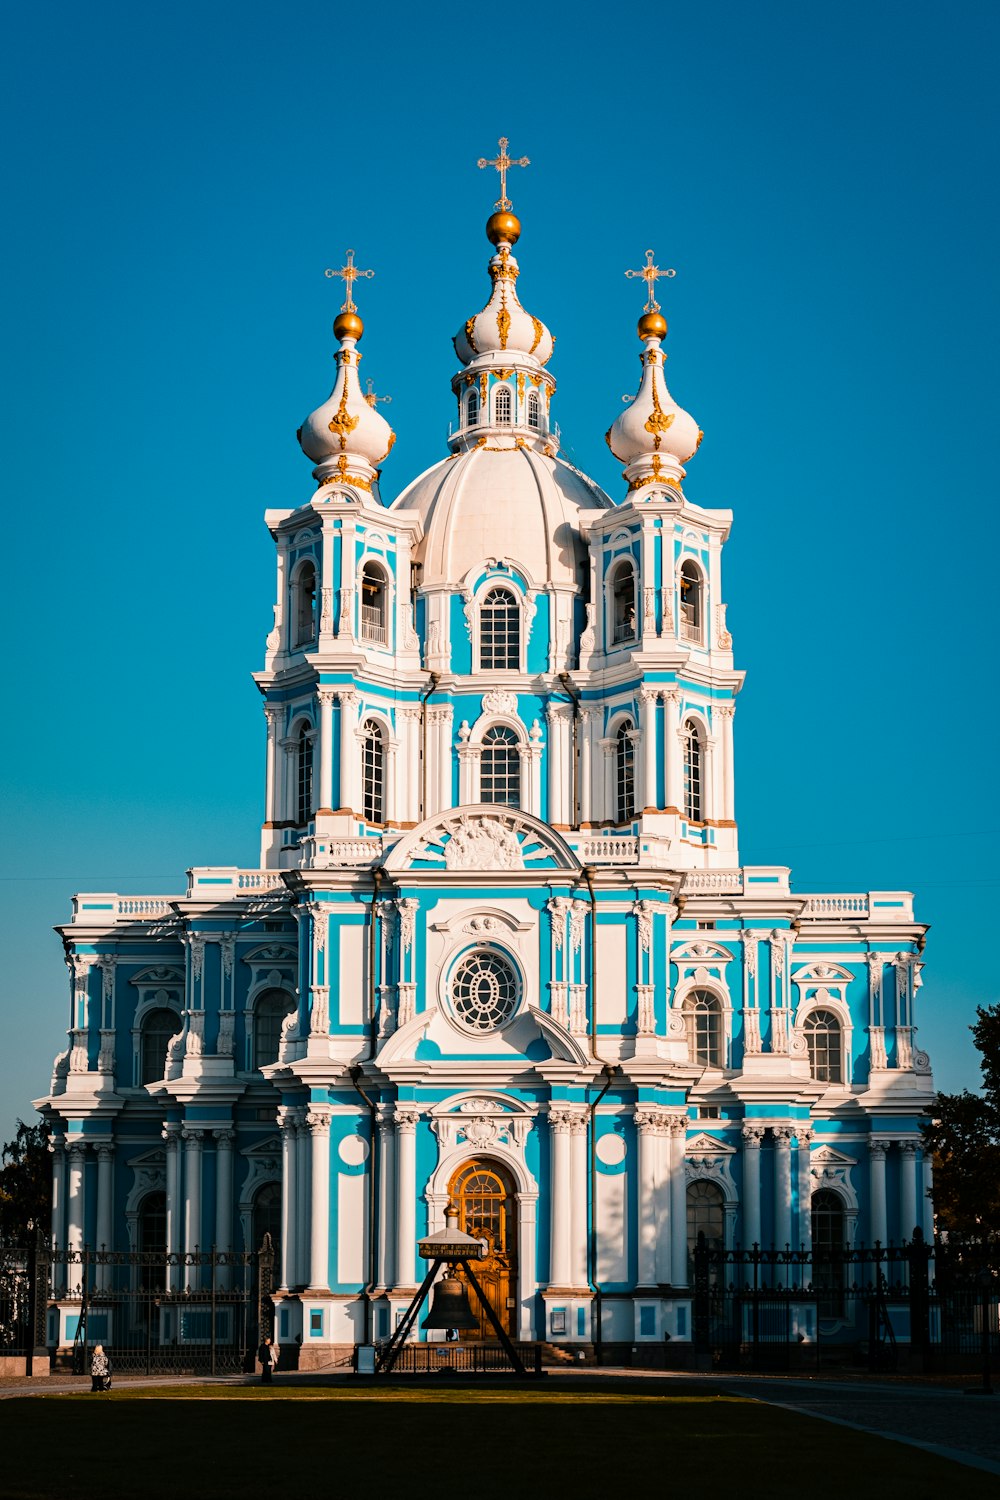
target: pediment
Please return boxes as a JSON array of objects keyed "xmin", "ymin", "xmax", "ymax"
[
  {"xmin": 672, "ymin": 941, "xmax": 734, "ymax": 963},
  {"xmin": 686, "ymin": 1131, "xmax": 736, "ymax": 1156},
  {"xmin": 792, "ymin": 963, "xmax": 854, "ymax": 984},
  {"xmin": 429, "ymin": 1090, "xmax": 533, "ymax": 1117},
  {"xmin": 242, "ymin": 944, "xmax": 297, "ymax": 966},
  {"xmin": 126, "ymin": 1146, "xmax": 166, "ymax": 1168},
  {"xmin": 242, "ymin": 1134, "xmax": 281, "ymax": 1159},
  {"xmin": 376, "ymin": 1003, "xmax": 588, "ymax": 1068},
  {"xmin": 129, "ymin": 966, "xmax": 184, "ymax": 988},
  {"xmin": 810, "ymin": 1144, "xmax": 857, "ymax": 1167},
  {"xmin": 384, "ymin": 807, "xmax": 577, "ymax": 874}
]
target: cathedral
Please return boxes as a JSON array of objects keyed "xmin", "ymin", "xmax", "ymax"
[{"xmin": 35, "ymin": 148, "xmax": 935, "ymax": 1365}]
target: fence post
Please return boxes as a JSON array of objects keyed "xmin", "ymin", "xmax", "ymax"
[{"xmin": 908, "ymin": 1228, "xmax": 931, "ymax": 1372}]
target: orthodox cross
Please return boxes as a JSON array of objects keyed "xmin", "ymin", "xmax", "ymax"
[
  {"xmin": 364, "ymin": 378, "xmax": 392, "ymax": 410},
  {"xmin": 324, "ymin": 248, "xmax": 374, "ymax": 311},
  {"xmin": 477, "ymin": 137, "xmax": 530, "ymax": 212},
  {"xmin": 625, "ymin": 249, "xmax": 675, "ymax": 312}
]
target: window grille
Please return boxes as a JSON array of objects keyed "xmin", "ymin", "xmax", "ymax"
[
  {"xmin": 679, "ymin": 559, "xmax": 703, "ymax": 643},
  {"xmin": 361, "ymin": 718, "xmax": 385, "ymax": 823},
  {"xmin": 494, "ymin": 385, "xmax": 512, "ymax": 424},
  {"xmin": 467, "ymin": 389, "xmax": 479, "ymax": 426},
  {"xmin": 450, "ymin": 948, "xmax": 519, "ymax": 1032},
  {"xmin": 683, "ymin": 720, "xmax": 702, "ymax": 821},
  {"xmin": 479, "ymin": 587, "xmax": 520, "ymax": 670},
  {"xmin": 803, "ymin": 1009, "xmax": 842, "ymax": 1083},
  {"xmin": 687, "ymin": 1181, "xmax": 725, "ymax": 1280},
  {"xmin": 616, "ymin": 719, "xmax": 635, "ymax": 822},
  {"xmin": 360, "ymin": 564, "xmax": 388, "ymax": 645},
  {"xmin": 610, "ymin": 562, "xmax": 636, "ymax": 644},
  {"xmin": 527, "ymin": 390, "xmax": 540, "ymax": 429},
  {"xmin": 685, "ymin": 988, "xmax": 722, "ymax": 1067},
  {"xmin": 253, "ymin": 990, "xmax": 291, "ymax": 1070},
  {"xmin": 480, "ymin": 724, "xmax": 521, "ymax": 807},
  {"xmin": 296, "ymin": 723, "xmax": 313, "ymax": 826},
  {"xmin": 811, "ymin": 1189, "xmax": 846, "ymax": 1315},
  {"xmin": 140, "ymin": 1008, "xmax": 181, "ymax": 1085}
]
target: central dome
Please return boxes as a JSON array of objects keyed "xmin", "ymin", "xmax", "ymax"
[{"xmin": 391, "ymin": 444, "xmax": 613, "ymax": 588}]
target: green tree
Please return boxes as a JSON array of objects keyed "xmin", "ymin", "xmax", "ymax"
[
  {"xmin": 0, "ymin": 1120, "xmax": 51, "ymax": 1247},
  {"xmin": 923, "ymin": 1003, "xmax": 1000, "ymax": 1241}
]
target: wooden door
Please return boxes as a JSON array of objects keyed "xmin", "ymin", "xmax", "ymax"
[{"xmin": 448, "ymin": 1160, "xmax": 518, "ymax": 1339}]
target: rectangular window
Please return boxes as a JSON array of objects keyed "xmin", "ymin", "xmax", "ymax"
[
  {"xmin": 639, "ymin": 1305, "xmax": 656, "ymax": 1336},
  {"xmin": 310, "ymin": 1310, "xmax": 324, "ymax": 1337}
]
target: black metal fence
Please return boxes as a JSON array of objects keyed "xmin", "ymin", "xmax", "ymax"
[
  {"xmin": 0, "ymin": 1248, "xmax": 33, "ymax": 1356},
  {"xmin": 378, "ymin": 1340, "xmax": 542, "ymax": 1375},
  {"xmin": 692, "ymin": 1232, "xmax": 999, "ymax": 1375}
]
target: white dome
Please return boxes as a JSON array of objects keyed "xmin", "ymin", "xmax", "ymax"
[
  {"xmin": 606, "ymin": 334, "xmax": 701, "ymax": 494},
  {"xmin": 391, "ymin": 442, "xmax": 613, "ymax": 589}
]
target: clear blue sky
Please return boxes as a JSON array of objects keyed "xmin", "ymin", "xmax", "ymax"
[{"xmin": 2, "ymin": 0, "xmax": 997, "ymax": 1143}]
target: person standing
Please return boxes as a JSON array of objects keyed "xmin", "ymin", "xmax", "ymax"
[
  {"xmin": 90, "ymin": 1344, "xmax": 110, "ymax": 1393},
  {"xmin": 258, "ymin": 1336, "xmax": 275, "ymax": 1385}
]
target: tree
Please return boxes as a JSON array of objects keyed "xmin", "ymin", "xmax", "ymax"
[
  {"xmin": 0, "ymin": 1121, "xmax": 51, "ymax": 1247},
  {"xmin": 923, "ymin": 1004, "xmax": 1000, "ymax": 1242}
]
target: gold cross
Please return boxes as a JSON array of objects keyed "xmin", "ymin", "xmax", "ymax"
[
  {"xmin": 625, "ymin": 249, "xmax": 676, "ymax": 313},
  {"xmin": 364, "ymin": 378, "xmax": 392, "ymax": 409},
  {"xmin": 324, "ymin": 248, "xmax": 374, "ymax": 312},
  {"xmin": 477, "ymin": 137, "xmax": 530, "ymax": 212}
]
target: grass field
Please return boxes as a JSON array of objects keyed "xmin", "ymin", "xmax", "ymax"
[{"xmin": 0, "ymin": 1382, "xmax": 994, "ymax": 1500}]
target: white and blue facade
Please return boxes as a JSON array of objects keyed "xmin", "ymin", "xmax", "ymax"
[{"xmin": 36, "ymin": 206, "xmax": 934, "ymax": 1363}]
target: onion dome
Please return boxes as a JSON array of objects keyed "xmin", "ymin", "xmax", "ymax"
[
  {"xmin": 297, "ymin": 254, "xmax": 395, "ymax": 494},
  {"xmin": 606, "ymin": 255, "xmax": 702, "ymax": 496},
  {"xmin": 453, "ymin": 213, "xmax": 554, "ymax": 367}
]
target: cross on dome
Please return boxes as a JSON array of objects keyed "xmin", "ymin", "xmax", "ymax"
[
  {"xmin": 477, "ymin": 137, "xmax": 530, "ymax": 212},
  {"xmin": 364, "ymin": 378, "xmax": 392, "ymax": 409},
  {"xmin": 324, "ymin": 248, "xmax": 374, "ymax": 313},
  {"xmin": 625, "ymin": 249, "xmax": 675, "ymax": 314}
]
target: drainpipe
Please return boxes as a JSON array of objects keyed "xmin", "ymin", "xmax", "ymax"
[
  {"xmin": 558, "ymin": 672, "xmax": 580, "ymax": 829},
  {"xmin": 348, "ymin": 862, "xmax": 384, "ymax": 1345},
  {"xmin": 582, "ymin": 864, "xmax": 617, "ymax": 1363},
  {"xmin": 419, "ymin": 672, "xmax": 440, "ymax": 822}
]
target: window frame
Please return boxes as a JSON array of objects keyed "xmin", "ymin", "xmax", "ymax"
[
  {"xmin": 479, "ymin": 722, "xmax": 522, "ymax": 808},
  {"xmin": 294, "ymin": 719, "xmax": 315, "ymax": 827},
  {"xmin": 678, "ymin": 557, "xmax": 705, "ymax": 645},
  {"xmin": 682, "ymin": 717, "xmax": 704, "ymax": 823},
  {"xmin": 139, "ymin": 1006, "xmax": 183, "ymax": 1087},
  {"xmin": 291, "ymin": 557, "xmax": 318, "ymax": 649},
  {"xmin": 614, "ymin": 717, "xmax": 636, "ymax": 823},
  {"xmin": 252, "ymin": 988, "xmax": 294, "ymax": 1071},
  {"xmin": 359, "ymin": 560, "xmax": 390, "ymax": 647},
  {"xmin": 360, "ymin": 716, "xmax": 387, "ymax": 824},
  {"xmin": 478, "ymin": 584, "xmax": 522, "ymax": 672},
  {"xmin": 493, "ymin": 384, "xmax": 513, "ymax": 424},
  {"xmin": 683, "ymin": 987, "xmax": 724, "ymax": 1068},
  {"xmin": 608, "ymin": 558, "xmax": 638, "ymax": 648},
  {"xmin": 803, "ymin": 1007, "xmax": 844, "ymax": 1084}
]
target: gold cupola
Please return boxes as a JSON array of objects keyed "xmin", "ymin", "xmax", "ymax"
[
  {"xmin": 606, "ymin": 249, "xmax": 701, "ymax": 495},
  {"xmin": 297, "ymin": 249, "xmax": 395, "ymax": 493}
]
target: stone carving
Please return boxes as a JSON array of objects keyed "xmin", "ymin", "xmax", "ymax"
[
  {"xmin": 481, "ymin": 688, "xmax": 519, "ymax": 718},
  {"xmin": 635, "ymin": 984, "xmax": 655, "ymax": 1034},
  {"xmin": 633, "ymin": 901, "xmax": 654, "ymax": 952},
  {"xmin": 309, "ymin": 985, "xmax": 329, "ymax": 1036},
  {"xmin": 396, "ymin": 898, "xmax": 418, "ymax": 953},
  {"xmin": 217, "ymin": 1011, "xmax": 235, "ymax": 1056},
  {"xmin": 220, "ymin": 935, "xmax": 235, "ymax": 979},
  {"xmin": 444, "ymin": 816, "xmax": 524, "ymax": 870},
  {"xmin": 188, "ymin": 936, "xmax": 205, "ymax": 983}
]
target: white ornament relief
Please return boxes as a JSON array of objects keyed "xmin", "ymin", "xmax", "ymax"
[
  {"xmin": 524, "ymin": 591, "xmax": 537, "ymax": 646},
  {"xmin": 569, "ymin": 985, "xmax": 587, "ymax": 1034},
  {"xmin": 396, "ymin": 982, "xmax": 416, "ymax": 1027},
  {"xmin": 217, "ymin": 1011, "xmax": 235, "ymax": 1056},
  {"xmin": 99, "ymin": 956, "xmax": 116, "ymax": 1003},
  {"xmin": 444, "ymin": 817, "xmax": 524, "ymax": 871},
  {"xmin": 635, "ymin": 984, "xmax": 655, "ymax": 1035},
  {"xmin": 896, "ymin": 1025, "xmax": 914, "ymax": 1071},
  {"xmin": 481, "ymin": 688, "xmax": 519, "ymax": 718},
  {"xmin": 320, "ymin": 587, "xmax": 333, "ymax": 632},
  {"xmin": 894, "ymin": 953, "xmax": 911, "ymax": 1005},
  {"xmin": 98, "ymin": 1031, "xmax": 116, "ymax": 1073},
  {"xmin": 547, "ymin": 897, "xmax": 571, "ymax": 950},
  {"xmin": 569, "ymin": 900, "xmax": 588, "ymax": 955},
  {"xmin": 395, "ymin": 899, "xmax": 418, "ymax": 953},
  {"xmin": 771, "ymin": 1010, "xmax": 789, "ymax": 1055},
  {"xmin": 643, "ymin": 586, "xmax": 656, "ymax": 628},
  {"xmin": 869, "ymin": 1025, "xmax": 888, "ymax": 1069},
  {"xmin": 339, "ymin": 586, "xmax": 354, "ymax": 636},
  {"xmin": 189, "ymin": 937, "xmax": 205, "ymax": 983},
  {"xmin": 186, "ymin": 1010, "xmax": 204, "ymax": 1056},
  {"xmin": 463, "ymin": 915, "xmax": 499, "ymax": 935},
  {"xmin": 715, "ymin": 603, "xmax": 732, "ymax": 649},
  {"xmin": 579, "ymin": 602, "xmax": 596, "ymax": 656},
  {"xmin": 309, "ymin": 985, "xmax": 330, "ymax": 1035},
  {"xmin": 742, "ymin": 933, "xmax": 758, "ymax": 980},
  {"xmin": 633, "ymin": 901, "xmax": 654, "ymax": 952},
  {"xmin": 769, "ymin": 931, "xmax": 786, "ymax": 978},
  {"xmin": 743, "ymin": 1009, "xmax": 762, "ymax": 1055},
  {"xmin": 221, "ymin": 935, "xmax": 235, "ymax": 979}
]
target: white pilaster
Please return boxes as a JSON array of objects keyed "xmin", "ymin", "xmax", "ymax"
[
  {"xmin": 295, "ymin": 1118, "xmax": 310, "ymax": 1288},
  {"xmin": 669, "ymin": 1117, "xmax": 688, "ymax": 1286},
  {"xmin": 634, "ymin": 1109, "xmax": 660, "ymax": 1285},
  {"xmin": 377, "ymin": 1108, "xmax": 396, "ymax": 1288},
  {"xmin": 741, "ymin": 1124, "xmax": 763, "ymax": 1248},
  {"xmin": 663, "ymin": 690, "xmax": 682, "ymax": 811},
  {"xmin": 49, "ymin": 1139, "xmax": 66, "ymax": 1253},
  {"xmin": 548, "ymin": 1108, "xmax": 572, "ymax": 1287},
  {"xmin": 163, "ymin": 1125, "xmax": 181, "ymax": 1290},
  {"xmin": 900, "ymin": 1141, "xmax": 918, "ymax": 1242},
  {"xmin": 640, "ymin": 688, "xmax": 658, "ymax": 810},
  {"xmin": 795, "ymin": 1127, "xmax": 812, "ymax": 1252},
  {"xmin": 182, "ymin": 1128, "xmax": 203, "ymax": 1257},
  {"xmin": 394, "ymin": 1107, "xmax": 420, "ymax": 1288},
  {"xmin": 772, "ymin": 1126, "xmax": 793, "ymax": 1251},
  {"xmin": 306, "ymin": 1106, "xmax": 332, "ymax": 1292},
  {"xmin": 318, "ymin": 687, "xmax": 336, "ymax": 810},
  {"xmin": 569, "ymin": 1111, "xmax": 589, "ymax": 1288},
  {"xmin": 869, "ymin": 1138, "xmax": 888, "ymax": 1246},
  {"xmin": 278, "ymin": 1110, "xmax": 297, "ymax": 1291},
  {"xmin": 214, "ymin": 1129, "xmax": 234, "ymax": 1277},
  {"xmin": 338, "ymin": 690, "xmax": 358, "ymax": 813},
  {"xmin": 66, "ymin": 1144, "xmax": 85, "ymax": 1254}
]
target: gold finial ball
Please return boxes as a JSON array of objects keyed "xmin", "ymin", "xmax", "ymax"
[
  {"xmin": 334, "ymin": 309, "xmax": 364, "ymax": 342},
  {"xmin": 486, "ymin": 211, "xmax": 521, "ymax": 247},
  {"xmin": 637, "ymin": 311, "xmax": 667, "ymax": 341}
]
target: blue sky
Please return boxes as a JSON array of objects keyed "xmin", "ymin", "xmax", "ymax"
[{"xmin": 2, "ymin": 0, "xmax": 997, "ymax": 1142}]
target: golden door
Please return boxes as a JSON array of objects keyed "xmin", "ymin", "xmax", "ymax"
[{"xmin": 448, "ymin": 1160, "xmax": 518, "ymax": 1339}]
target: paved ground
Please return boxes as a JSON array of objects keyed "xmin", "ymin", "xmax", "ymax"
[{"xmin": 3, "ymin": 1366, "xmax": 998, "ymax": 1476}]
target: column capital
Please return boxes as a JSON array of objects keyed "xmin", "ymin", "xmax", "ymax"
[
  {"xmin": 899, "ymin": 1139, "xmax": 919, "ymax": 1158},
  {"xmin": 668, "ymin": 1115, "xmax": 688, "ymax": 1138},
  {"xmin": 741, "ymin": 1123, "xmax": 765, "ymax": 1148},
  {"xmin": 305, "ymin": 1105, "xmax": 333, "ymax": 1134},
  {"xmin": 772, "ymin": 1124, "xmax": 795, "ymax": 1144},
  {"xmin": 792, "ymin": 1124, "xmax": 813, "ymax": 1145},
  {"xmin": 869, "ymin": 1137, "xmax": 890, "ymax": 1159},
  {"xmin": 634, "ymin": 1106, "xmax": 670, "ymax": 1136},
  {"xmin": 394, "ymin": 1106, "xmax": 422, "ymax": 1132},
  {"xmin": 213, "ymin": 1128, "xmax": 236, "ymax": 1147},
  {"xmin": 181, "ymin": 1126, "xmax": 204, "ymax": 1144},
  {"xmin": 161, "ymin": 1124, "xmax": 182, "ymax": 1146},
  {"xmin": 67, "ymin": 1140, "xmax": 88, "ymax": 1161},
  {"xmin": 96, "ymin": 1144, "xmax": 115, "ymax": 1164}
]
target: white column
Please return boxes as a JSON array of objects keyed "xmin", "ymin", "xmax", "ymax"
[
  {"xmin": 663, "ymin": 691, "xmax": 682, "ymax": 811},
  {"xmin": 295, "ymin": 1117, "xmax": 310, "ymax": 1288},
  {"xmin": 214, "ymin": 1129, "xmax": 234, "ymax": 1290},
  {"xmin": 278, "ymin": 1113, "xmax": 297, "ymax": 1291},
  {"xmin": 437, "ymin": 707, "xmax": 453, "ymax": 812},
  {"xmin": 394, "ymin": 1107, "xmax": 419, "ymax": 1288},
  {"xmin": 50, "ymin": 1139, "xmax": 66, "ymax": 1253},
  {"xmin": 263, "ymin": 705, "xmax": 280, "ymax": 823},
  {"xmin": 398, "ymin": 708, "xmax": 421, "ymax": 824},
  {"xmin": 718, "ymin": 704, "xmax": 736, "ymax": 821},
  {"xmin": 569, "ymin": 1112, "xmax": 589, "ymax": 1288},
  {"xmin": 66, "ymin": 1144, "xmax": 85, "ymax": 1253},
  {"xmin": 548, "ymin": 1109, "xmax": 572, "ymax": 1287},
  {"xmin": 318, "ymin": 688, "xmax": 336, "ymax": 811},
  {"xmin": 773, "ymin": 1126, "xmax": 793, "ymax": 1251},
  {"xmin": 377, "ymin": 1109, "xmax": 396, "ymax": 1289},
  {"xmin": 921, "ymin": 1149, "xmax": 935, "ymax": 1243},
  {"xmin": 795, "ymin": 1127, "xmax": 813, "ymax": 1252},
  {"xmin": 163, "ymin": 1126, "xmax": 181, "ymax": 1290},
  {"xmin": 639, "ymin": 688, "xmax": 658, "ymax": 811},
  {"xmin": 900, "ymin": 1141, "xmax": 919, "ymax": 1242},
  {"xmin": 546, "ymin": 707, "xmax": 567, "ymax": 825},
  {"xmin": 527, "ymin": 737, "xmax": 543, "ymax": 817},
  {"xmin": 457, "ymin": 745, "xmax": 477, "ymax": 805},
  {"xmin": 183, "ymin": 1128, "xmax": 203, "ymax": 1257},
  {"xmin": 600, "ymin": 738, "xmax": 616, "ymax": 823},
  {"xmin": 869, "ymin": 1138, "xmax": 888, "ymax": 1245},
  {"xmin": 654, "ymin": 1127, "xmax": 672, "ymax": 1284},
  {"xmin": 741, "ymin": 1125, "xmax": 763, "ymax": 1248},
  {"xmin": 669, "ymin": 1118, "xmax": 688, "ymax": 1286},
  {"xmin": 338, "ymin": 690, "xmax": 358, "ymax": 813},
  {"xmin": 95, "ymin": 1146, "xmax": 113, "ymax": 1286},
  {"xmin": 307, "ymin": 1106, "xmax": 332, "ymax": 1292},
  {"xmin": 634, "ymin": 1110, "xmax": 659, "ymax": 1286},
  {"xmin": 579, "ymin": 710, "xmax": 595, "ymax": 823}
]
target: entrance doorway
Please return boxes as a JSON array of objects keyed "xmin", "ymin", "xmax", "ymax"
[{"xmin": 447, "ymin": 1159, "xmax": 518, "ymax": 1339}]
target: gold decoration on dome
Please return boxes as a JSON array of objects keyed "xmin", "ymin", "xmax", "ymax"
[
  {"xmin": 479, "ymin": 372, "xmax": 489, "ymax": 403},
  {"xmin": 540, "ymin": 335, "xmax": 555, "ymax": 365},
  {"xmin": 325, "ymin": 248, "xmax": 374, "ymax": 312},
  {"xmin": 328, "ymin": 385, "xmax": 360, "ymax": 449},
  {"xmin": 496, "ymin": 369, "xmax": 512, "ymax": 381},
  {"xmin": 644, "ymin": 371, "xmax": 674, "ymax": 450},
  {"xmin": 625, "ymin": 248, "xmax": 675, "ymax": 313},
  {"xmin": 477, "ymin": 136, "xmax": 530, "ymax": 212},
  {"xmin": 695, "ymin": 428, "xmax": 704, "ymax": 450},
  {"xmin": 464, "ymin": 374, "xmax": 474, "ymax": 387},
  {"xmin": 465, "ymin": 318, "xmax": 479, "ymax": 354},
  {"xmin": 364, "ymin": 378, "xmax": 392, "ymax": 410},
  {"xmin": 516, "ymin": 372, "xmax": 525, "ymax": 399}
]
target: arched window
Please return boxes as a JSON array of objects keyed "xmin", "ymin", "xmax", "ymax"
[
  {"xmin": 479, "ymin": 587, "xmax": 520, "ymax": 670},
  {"xmin": 137, "ymin": 1191, "xmax": 167, "ymax": 1289},
  {"xmin": 803, "ymin": 1009, "xmax": 842, "ymax": 1084},
  {"xmin": 140, "ymin": 1007, "xmax": 181, "ymax": 1086},
  {"xmin": 480, "ymin": 725, "xmax": 521, "ymax": 807},
  {"xmin": 615, "ymin": 719, "xmax": 635, "ymax": 822},
  {"xmin": 610, "ymin": 560, "xmax": 637, "ymax": 645},
  {"xmin": 360, "ymin": 562, "xmax": 388, "ymax": 645},
  {"xmin": 495, "ymin": 385, "xmax": 512, "ymax": 424},
  {"xmin": 252, "ymin": 1182, "xmax": 282, "ymax": 1254},
  {"xmin": 253, "ymin": 989, "xmax": 292, "ymax": 1070},
  {"xmin": 684, "ymin": 989, "xmax": 723, "ymax": 1067},
  {"xmin": 361, "ymin": 718, "xmax": 386, "ymax": 823},
  {"xmin": 811, "ymin": 1189, "xmax": 846, "ymax": 1316},
  {"xmin": 296, "ymin": 722, "xmax": 313, "ymax": 826},
  {"xmin": 682, "ymin": 719, "xmax": 703, "ymax": 822},
  {"xmin": 526, "ymin": 390, "xmax": 540, "ymax": 429},
  {"xmin": 466, "ymin": 388, "xmax": 479, "ymax": 426},
  {"xmin": 293, "ymin": 560, "xmax": 317, "ymax": 647},
  {"xmin": 679, "ymin": 559, "xmax": 704, "ymax": 643},
  {"xmin": 687, "ymin": 1181, "xmax": 725, "ymax": 1280}
]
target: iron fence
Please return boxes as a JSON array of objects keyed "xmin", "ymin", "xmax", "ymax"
[
  {"xmin": 376, "ymin": 1339, "xmax": 542, "ymax": 1375},
  {"xmin": 0, "ymin": 1248, "xmax": 33, "ymax": 1356}
]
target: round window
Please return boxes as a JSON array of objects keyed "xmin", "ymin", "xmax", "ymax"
[{"xmin": 450, "ymin": 948, "xmax": 520, "ymax": 1033}]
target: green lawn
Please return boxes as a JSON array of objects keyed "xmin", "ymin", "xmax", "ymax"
[{"xmin": 1, "ymin": 1383, "xmax": 994, "ymax": 1500}]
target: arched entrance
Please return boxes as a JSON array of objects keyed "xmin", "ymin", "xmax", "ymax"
[{"xmin": 447, "ymin": 1159, "xmax": 518, "ymax": 1339}]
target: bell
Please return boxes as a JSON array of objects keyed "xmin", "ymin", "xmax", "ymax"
[{"xmin": 421, "ymin": 1273, "xmax": 480, "ymax": 1331}]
